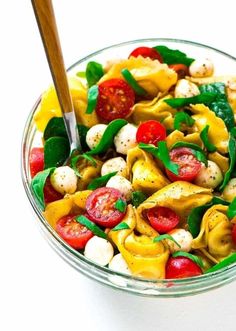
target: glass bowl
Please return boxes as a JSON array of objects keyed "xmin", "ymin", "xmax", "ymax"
[{"xmin": 21, "ymin": 38, "xmax": 236, "ymax": 297}]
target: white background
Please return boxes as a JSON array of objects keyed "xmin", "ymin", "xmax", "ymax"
[{"xmin": 1, "ymin": 1, "xmax": 236, "ymax": 330}]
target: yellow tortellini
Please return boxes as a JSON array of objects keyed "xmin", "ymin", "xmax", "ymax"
[
  {"xmin": 208, "ymin": 151, "xmax": 229, "ymax": 174},
  {"xmin": 127, "ymin": 147, "xmax": 170, "ymax": 195},
  {"xmin": 166, "ymin": 130, "xmax": 203, "ymax": 149},
  {"xmin": 76, "ymin": 158, "xmax": 103, "ymax": 190},
  {"xmin": 100, "ymin": 56, "xmax": 177, "ymax": 97}
]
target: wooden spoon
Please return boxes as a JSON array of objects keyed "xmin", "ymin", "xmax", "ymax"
[{"xmin": 31, "ymin": 0, "xmax": 81, "ymax": 151}]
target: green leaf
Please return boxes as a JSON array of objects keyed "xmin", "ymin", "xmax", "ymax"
[
  {"xmin": 172, "ymin": 251, "xmax": 204, "ymax": 268},
  {"xmin": 171, "ymin": 141, "xmax": 208, "ymax": 166},
  {"xmin": 153, "ymin": 45, "xmax": 195, "ymax": 66},
  {"xmin": 71, "ymin": 154, "xmax": 97, "ymax": 178},
  {"xmin": 77, "ymin": 124, "xmax": 89, "ymax": 152},
  {"xmin": 205, "ymin": 253, "xmax": 236, "ymax": 274},
  {"xmin": 43, "ymin": 117, "xmax": 68, "ymax": 140},
  {"xmin": 164, "ymin": 92, "xmax": 217, "ymax": 108},
  {"xmin": 31, "ymin": 167, "xmax": 55, "ymax": 210},
  {"xmin": 173, "ymin": 111, "xmax": 195, "ymax": 130},
  {"xmin": 85, "ymin": 61, "xmax": 104, "ymax": 87},
  {"xmin": 112, "ymin": 222, "xmax": 130, "ymax": 231},
  {"xmin": 87, "ymin": 171, "xmax": 117, "ymax": 190},
  {"xmin": 86, "ymin": 119, "xmax": 127, "ymax": 155},
  {"xmin": 114, "ymin": 198, "xmax": 127, "ymax": 213},
  {"xmin": 219, "ymin": 131, "xmax": 236, "ymax": 191},
  {"xmin": 44, "ymin": 137, "xmax": 70, "ymax": 169},
  {"xmin": 153, "ymin": 234, "xmax": 181, "ymax": 248},
  {"xmin": 75, "ymin": 215, "xmax": 107, "ymax": 239},
  {"xmin": 187, "ymin": 197, "xmax": 229, "ymax": 238},
  {"xmin": 139, "ymin": 141, "xmax": 179, "ymax": 175},
  {"xmin": 200, "ymin": 125, "xmax": 217, "ymax": 152},
  {"xmin": 131, "ymin": 191, "xmax": 147, "ymax": 208},
  {"xmin": 86, "ymin": 85, "xmax": 99, "ymax": 114},
  {"xmin": 121, "ymin": 68, "xmax": 147, "ymax": 96},
  {"xmin": 227, "ymin": 197, "xmax": 236, "ymax": 219},
  {"xmin": 76, "ymin": 71, "xmax": 86, "ymax": 78}
]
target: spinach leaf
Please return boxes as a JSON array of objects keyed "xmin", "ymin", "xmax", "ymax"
[
  {"xmin": 153, "ymin": 45, "xmax": 195, "ymax": 66},
  {"xmin": 112, "ymin": 222, "xmax": 130, "ymax": 231},
  {"xmin": 131, "ymin": 191, "xmax": 147, "ymax": 208},
  {"xmin": 114, "ymin": 199, "xmax": 127, "ymax": 213},
  {"xmin": 87, "ymin": 171, "xmax": 117, "ymax": 190},
  {"xmin": 164, "ymin": 92, "xmax": 217, "ymax": 108},
  {"xmin": 205, "ymin": 253, "xmax": 236, "ymax": 274},
  {"xmin": 173, "ymin": 111, "xmax": 195, "ymax": 130},
  {"xmin": 200, "ymin": 125, "xmax": 217, "ymax": 152},
  {"xmin": 171, "ymin": 141, "xmax": 208, "ymax": 166},
  {"xmin": 75, "ymin": 215, "xmax": 107, "ymax": 239},
  {"xmin": 199, "ymin": 82, "xmax": 234, "ymax": 130},
  {"xmin": 44, "ymin": 137, "xmax": 70, "ymax": 169},
  {"xmin": 77, "ymin": 124, "xmax": 89, "ymax": 151},
  {"xmin": 227, "ymin": 197, "xmax": 236, "ymax": 219},
  {"xmin": 86, "ymin": 119, "xmax": 127, "ymax": 155},
  {"xmin": 86, "ymin": 85, "xmax": 99, "ymax": 114},
  {"xmin": 86, "ymin": 61, "xmax": 104, "ymax": 87},
  {"xmin": 172, "ymin": 251, "xmax": 204, "ymax": 268},
  {"xmin": 76, "ymin": 71, "xmax": 86, "ymax": 78},
  {"xmin": 121, "ymin": 68, "xmax": 147, "ymax": 96},
  {"xmin": 153, "ymin": 234, "xmax": 181, "ymax": 248},
  {"xmin": 187, "ymin": 197, "xmax": 229, "ymax": 238},
  {"xmin": 43, "ymin": 117, "xmax": 67, "ymax": 140},
  {"xmin": 31, "ymin": 167, "xmax": 55, "ymax": 210}
]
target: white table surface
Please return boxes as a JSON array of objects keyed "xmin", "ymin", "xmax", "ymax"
[{"xmin": 1, "ymin": 1, "xmax": 235, "ymax": 330}]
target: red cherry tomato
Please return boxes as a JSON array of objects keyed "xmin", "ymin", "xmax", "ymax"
[
  {"xmin": 169, "ymin": 64, "xmax": 189, "ymax": 78},
  {"xmin": 29, "ymin": 147, "xmax": 44, "ymax": 178},
  {"xmin": 86, "ymin": 187, "xmax": 126, "ymax": 228},
  {"xmin": 166, "ymin": 256, "xmax": 203, "ymax": 279},
  {"xmin": 56, "ymin": 215, "xmax": 93, "ymax": 250},
  {"xmin": 128, "ymin": 46, "xmax": 163, "ymax": 62},
  {"xmin": 147, "ymin": 206, "xmax": 180, "ymax": 234},
  {"xmin": 44, "ymin": 178, "xmax": 63, "ymax": 204},
  {"xmin": 136, "ymin": 120, "xmax": 166, "ymax": 146},
  {"xmin": 96, "ymin": 79, "xmax": 135, "ymax": 122},
  {"xmin": 166, "ymin": 147, "xmax": 202, "ymax": 182},
  {"xmin": 232, "ymin": 224, "xmax": 236, "ymax": 245}
]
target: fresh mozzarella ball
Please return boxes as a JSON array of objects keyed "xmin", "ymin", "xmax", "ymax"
[
  {"xmin": 50, "ymin": 166, "xmax": 77, "ymax": 195},
  {"xmin": 101, "ymin": 157, "xmax": 127, "ymax": 178},
  {"xmin": 189, "ymin": 58, "xmax": 214, "ymax": 78},
  {"xmin": 166, "ymin": 229, "xmax": 193, "ymax": 253},
  {"xmin": 86, "ymin": 124, "xmax": 107, "ymax": 150},
  {"xmin": 222, "ymin": 178, "xmax": 236, "ymax": 202},
  {"xmin": 114, "ymin": 123, "xmax": 137, "ymax": 155},
  {"xmin": 84, "ymin": 236, "xmax": 114, "ymax": 266},
  {"xmin": 109, "ymin": 253, "xmax": 131, "ymax": 275},
  {"xmin": 174, "ymin": 79, "xmax": 200, "ymax": 98},
  {"xmin": 194, "ymin": 160, "xmax": 223, "ymax": 189},
  {"xmin": 106, "ymin": 175, "xmax": 133, "ymax": 200}
]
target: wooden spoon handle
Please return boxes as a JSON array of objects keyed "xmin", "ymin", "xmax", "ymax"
[{"xmin": 31, "ymin": 0, "xmax": 73, "ymax": 114}]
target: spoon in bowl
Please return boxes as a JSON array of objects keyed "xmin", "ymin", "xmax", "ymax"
[{"xmin": 31, "ymin": 0, "xmax": 81, "ymax": 152}]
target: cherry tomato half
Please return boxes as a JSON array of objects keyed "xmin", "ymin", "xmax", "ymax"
[
  {"xmin": 147, "ymin": 206, "xmax": 180, "ymax": 234},
  {"xmin": 232, "ymin": 224, "xmax": 236, "ymax": 245},
  {"xmin": 85, "ymin": 187, "xmax": 126, "ymax": 228},
  {"xmin": 169, "ymin": 64, "xmax": 189, "ymax": 78},
  {"xmin": 96, "ymin": 79, "xmax": 135, "ymax": 122},
  {"xmin": 136, "ymin": 120, "xmax": 166, "ymax": 146},
  {"xmin": 29, "ymin": 147, "xmax": 44, "ymax": 178},
  {"xmin": 166, "ymin": 147, "xmax": 202, "ymax": 182},
  {"xmin": 44, "ymin": 178, "xmax": 63, "ymax": 204},
  {"xmin": 56, "ymin": 215, "xmax": 93, "ymax": 250},
  {"xmin": 165, "ymin": 256, "xmax": 203, "ymax": 279},
  {"xmin": 128, "ymin": 46, "xmax": 163, "ymax": 62}
]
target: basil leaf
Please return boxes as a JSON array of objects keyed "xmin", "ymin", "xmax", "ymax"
[
  {"xmin": 219, "ymin": 131, "xmax": 236, "ymax": 191},
  {"xmin": 121, "ymin": 68, "xmax": 147, "ymax": 96},
  {"xmin": 88, "ymin": 171, "xmax": 117, "ymax": 190},
  {"xmin": 200, "ymin": 125, "xmax": 217, "ymax": 152},
  {"xmin": 153, "ymin": 45, "xmax": 194, "ymax": 66},
  {"xmin": 77, "ymin": 124, "xmax": 89, "ymax": 152},
  {"xmin": 227, "ymin": 197, "xmax": 236, "ymax": 219},
  {"xmin": 76, "ymin": 71, "xmax": 86, "ymax": 78},
  {"xmin": 199, "ymin": 82, "xmax": 234, "ymax": 130},
  {"xmin": 86, "ymin": 61, "xmax": 104, "ymax": 87},
  {"xmin": 187, "ymin": 196, "xmax": 229, "ymax": 238},
  {"xmin": 71, "ymin": 154, "xmax": 97, "ymax": 178},
  {"xmin": 131, "ymin": 191, "xmax": 147, "ymax": 208},
  {"xmin": 75, "ymin": 215, "xmax": 107, "ymax": 239},
  {"xmin": 112, "ymin": 222, "xmax": 130, "ymax": 231},
  {"xmin": 86, "ymin": 85, "xmax": 99, "ymax": 114},
  {"xmin": 44, "ymin": 137, "xmax": 70, "ymax": 169},
  {"xmin": 173, "ymin": 111, "xmax": 195, "ymax": 130},
  {"xmin": 86, "ymin": 119, "xmax": 127, "ymax": 155},
  {"xmin": 172, "ymin": 251, "xmax": 204, "ymax": 268},
  {"xmin": 164, "ymin": 92, "xmax": 217, "ymax": 108},
  {"xmin": 114, "ymin": 198, "xmax": 127, "ymax": 213},
  {"xmin": 205, "ymin": 253, "xmax": 236, "ymax": 274},
  {"xmin": 153, "ymin": 234, "xmax": 181, "ymax": 248},
  {"xmin": 43, "ymin": 117, "xmax": 67, "ymax": 140},
  {"xmin": 139, "ymin": 141, "xmax": 179, "ymax": 175},
  {"xmin": 171, "ymin": 141, "xmax": 208, "ymax": 166},
  {"xmin": 31, "ymin": 167, "xmax": 55, "ymax": 210}
]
